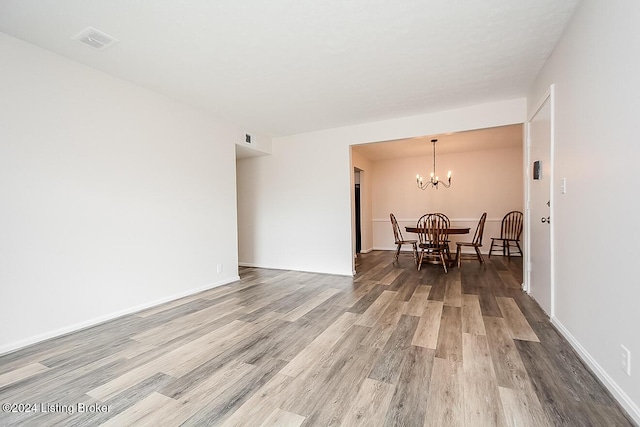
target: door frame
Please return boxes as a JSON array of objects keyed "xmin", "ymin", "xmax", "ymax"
[
  {"xmin": 354, "ymin": 169, "xmax": 362, "ymax": 255},
  {"xmin": 524, "ymin": 84, "xmax": 555, "ymax": 317}
]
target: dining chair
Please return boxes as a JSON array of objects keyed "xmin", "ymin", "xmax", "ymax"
[
  {"xmin": 456, "ymin": 212, "xmax": 487, "ymax": 267},
  {"xmin": 429, "ymin": 212, "xmax": 451, "ymax": 259},
  {"xmin": 390, "ymin": 213, "xmax": 418, "ymax": 265},
  {"xmin": 488, "ymin": 211, "xmax": 524, "ymax": 260},
  {"xmin": 416, "ymin": 213, "xmax": 449, "ymax": 273}
]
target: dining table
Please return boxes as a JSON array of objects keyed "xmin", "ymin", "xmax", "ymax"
[
  {"xmin": 404, "ymin": 225, "xmax": 471, "ymax": 267},
  {"xmin": 404, "ymin": 226, "xmax": 470, "ymax": 235}
]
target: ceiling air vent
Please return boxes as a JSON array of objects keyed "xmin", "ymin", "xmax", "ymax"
[{"xmin": 72, "ymin": 27, "xmax": 118, "ymax": 50}]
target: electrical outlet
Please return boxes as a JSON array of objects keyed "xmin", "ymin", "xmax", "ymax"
[
  {"xmin": 216, "ymin": 264, "xmax": 223, "ymax": 274},
  {"xmin": 621, "ymin": 345, "xmax": 631, "ymax": 376},
  {"xmin": 561, "ymin": 177, "xmax": 567, "ymax": 194}
]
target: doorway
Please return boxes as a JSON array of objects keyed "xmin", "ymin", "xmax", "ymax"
[
  {"xmin": 527, "ymin": 85, "xmax": 554, "ymax": 316},
  {"xmin": 354, "ymin": 168, "xmax": 362, "ymax": 254}
]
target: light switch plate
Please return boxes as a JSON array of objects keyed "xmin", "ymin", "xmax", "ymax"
[{"xmin": 622, "ymin": 345, "xmax": 631, "ymax": 376}]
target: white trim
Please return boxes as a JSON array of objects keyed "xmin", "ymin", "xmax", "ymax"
[
  {"xmin": 551, "ymin": 317, "xmax": 640, "ymax": 425},
  {"xmin": 523, "ymin": 115, "xmax": 531, "ymax": 293},
  {"xmin": 0, "ymin": 276, "xmax": 240, "ymax": 356},
  {"xmin": 524, "ymin": 84, "xmax": 555, "ymax": 316},
  {"xmin": 239, "ymin": 262, "xmax": 354, "ymax": 277},
  {"xmin": 549, "ymin": 84, "xmax": 556, "ymax": 316},
  {"xmin": 529, "ymin": 87, "xmax": 553, "ymax": 121},
  {"xmin": 239, "ymin": 262, "xmax": 261, "ymax": 268},
  {"xmin": 377, "ymin": 246, "xmax": 406, "ymax": 252},
  {"xmin": 359, "ymin": 248, "xmax": 374, "ymax": 254}
]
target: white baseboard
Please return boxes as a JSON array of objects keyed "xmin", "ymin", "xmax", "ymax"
[
  {"xmin": 239, "ymin": 262, "xmax": 353, "ymax": 277},
  {"xmin": 551, "ymin": 317, "xmax": 640, "ymax": 425},
  {"xmin": 376, "ymin": 246, "xmax": 401, "ymax": 252},
  {"xmin": 238, "ymin": 261, "xmax": 258, "ymax": 268},
  {"xmin": 0, "ymin": 276, "xmax": 240, "ymax": 356}
]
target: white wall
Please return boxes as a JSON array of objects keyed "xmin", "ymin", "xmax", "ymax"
[
  {"xmin": 369, "ymin": 146, "xmax": 523, "ymax": 251},
  {"xmin": 237, "ymin": 131, "xmax": 353, "ymax": 274},
  {"xmin": 528, "ymin": 0, "xmax": 640, "ymax": 421},
  {"xmin": 236, "ymin": 98, "xmax": 526, "ymax": 275},
  {"xmin": 0, "ymin": 34, "xmax": 241, "ymax": 353}
]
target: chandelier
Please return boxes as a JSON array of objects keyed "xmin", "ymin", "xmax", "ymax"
[{"xmin": 416, "ymin": 139, "xmax": 452, "ymax": 189}]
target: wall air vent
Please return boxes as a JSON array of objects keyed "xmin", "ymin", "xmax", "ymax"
[{"xmin": 72, "ymin": 27, "xmax": 118, "ymax": 50}]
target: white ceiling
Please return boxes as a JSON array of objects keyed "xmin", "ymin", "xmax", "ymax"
[
  {"xmin": 0, "ymin": 0, "xmax": 579, "ymax": 137},
  {"xmin": 352, "ymin": 124, "xmax": 523, "ymax": 161}
]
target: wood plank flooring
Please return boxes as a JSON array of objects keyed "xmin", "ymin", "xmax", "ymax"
[{"xmin": 0, "ymin": 251, "xmax": 634, "ymax": 426}]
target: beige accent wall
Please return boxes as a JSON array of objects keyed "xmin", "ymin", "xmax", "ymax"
[{"xmin": 369, "ymin": 146, "xmax": 523, "ymax": 251}]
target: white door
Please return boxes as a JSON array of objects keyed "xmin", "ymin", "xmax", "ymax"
[{"xmin": 528, "ymin": 92, "xmax": 553, "ymax": 315}]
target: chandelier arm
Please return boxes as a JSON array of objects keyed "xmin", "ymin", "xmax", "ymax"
[{"xmin": 417, "ymin": 180, "xmax": 436, "ymax": 190}]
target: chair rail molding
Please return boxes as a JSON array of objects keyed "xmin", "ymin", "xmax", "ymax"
[{"xmin": 372, "ymin": 217, "xmax": 502, "ymax": 223}]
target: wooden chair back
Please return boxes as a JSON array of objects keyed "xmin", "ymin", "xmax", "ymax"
[
  {"xmin": 500, "ymin": 211, "xmax": 524, "ymax": 240},
  {"xmin": 390, "ymin": 213, "xmax": 403, "ymax": 244},
  {"xmin": 472, "ymin": 212, "xmax": 488, "ymax": 246},
  {"xmin": 431, "ymin": 212, "xmax": 450, "ymax": 227},
  {"xmin": 416, "ymin": 214, "xmax": 430, "ymax": 246},
  {"xmin": 428, "ymin": 215, "xmax": 449, "ymax": 247},
  {"xmin": 416, "ymin": 213, "xmax": 449, "ymax": 246}
]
